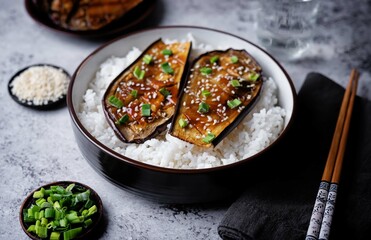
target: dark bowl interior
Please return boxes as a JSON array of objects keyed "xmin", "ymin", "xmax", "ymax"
[
  {"xmin": 67, "ymin": 26, "xmax": 297, "ymax": 204},
  {"xmin": 25, "ymin": 0, "xmax": 157, "ymax": 38},
  {"xmin": 8, "ymin": 64, "xmax": 70, "ymax": 110},
  {"xmin": 19, "ymin": 181, "xmax": 103, "ymax": 240}
]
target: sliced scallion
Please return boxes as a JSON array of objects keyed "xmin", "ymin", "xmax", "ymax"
[
  {"xmin": 201, "ymin": 90, "xmax": 211, "ymax": 98},
  {"xmin": 230, "ymin": 56, "xmax": 238, "ymax": 63},
  {"xmin": 130, "ymin": 89, "xmax": 138, "ymax": 98},
  {"xmin": 200, "ymin": 67, "xmax": 212, "ymax": 75},
  {"xmin": 203, "ymin": 133, "xmax": 215, "ymax": 143},
  {"xmin": 179, "ymin": 118, "xmax": 188, "ymax": 128},
  {"xmin": 141, "ymin": 104, "xmax": 151, "ymax": 117},
  {"xmin": 23, "ymin": 183, "xmax": 98, "ymax": 239},
  {"xmin": 227, "ymin": 99, "xmax": 242, "ymax": 109},
  {"xmin": 143, "ymin": 54, "xmax": 153, "ymax": 64},
  {"xmin": 230, "ymin": 79, "xmax": 241, "ymax": 87},
  {"xmin": 198, "ymin": 102, "xmax": 210, "ymax": 113},
  {"xmin": 161, "ymin": 62, "xmax": 174, "ymax": 75},
  {"xmin": 159, "ymin": 88, "xmax": 170, "ymax": 98},
  {"xmin": 108, "ymin": 96, "xmax": 123, "ymax": 108},
  {"xmin": 248, "ymin": 72, "xmax": 260, "ymax": 81},
  {"xmin": 33, "ymin": 188, "xmax": 44, "ymax": 198},
  {"xmin": 84, "ymin": 218, "xmax": 93, "ymax": 228},
  {"xmin": 63, "ymin": 227, "xmax": 82, "ymax": 240},
  {"xmin": 133, "ymin": 66, "xmax": 145, "ymax": 80},
  {"xmin": 162, "ymin": 49, "xmax": 173, "ymax": 56},
  {"xmin": 115, "ymin": 114, "xmax": 129, "ymax": 125},
  {"xmin": 50, "ymin": 232, "xmax": 61, "ymax": 240},
  {"xmin": 210, "ymin": 56, "xmax": 219, "ymax": 64}
]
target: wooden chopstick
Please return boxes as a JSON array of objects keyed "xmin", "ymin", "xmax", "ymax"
[{"xmin": 305, "ymin": 69, "xmax": 359, "ymax": 240}]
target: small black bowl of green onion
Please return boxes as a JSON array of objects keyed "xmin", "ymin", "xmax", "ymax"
[{"xmin": 19, "ymin": 181, "xmax": 103, "ymax": 240}]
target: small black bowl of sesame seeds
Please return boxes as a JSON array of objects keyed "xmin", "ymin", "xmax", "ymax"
[{"xmin": 8, "ymin": 64, "xmax": 70, "ymax": 110}]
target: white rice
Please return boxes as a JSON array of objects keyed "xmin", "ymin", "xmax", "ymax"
[{"xmin": 78, "ymin": 35, "xmax": 286, "ymax": 169}]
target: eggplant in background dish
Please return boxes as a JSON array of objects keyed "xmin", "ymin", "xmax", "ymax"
[
  {"xmin": 170, "ymin": 49, "xmax": 263, "ymax": 147},
  {"xmin": 102, "ymin": 39, "xmax": 192, "ymax": 143},
  {"xmin": 35, "ymin": 0, "xmax": 143, "ymax": 31}
]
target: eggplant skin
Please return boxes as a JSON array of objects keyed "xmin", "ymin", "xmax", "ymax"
[
  {"xmin": 102, "ymin": 39, "xmax": 192, "ymax": 144},
  {"xmin": 169, "ymin": 48, "xmax": 263, "ymax": 147}
]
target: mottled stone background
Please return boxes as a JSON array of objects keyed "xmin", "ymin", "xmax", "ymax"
[{"xmin": 0, "ymin": 0, "xmax": 370, "ymax": 239}]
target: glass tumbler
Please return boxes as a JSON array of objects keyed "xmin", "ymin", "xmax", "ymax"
[{"xmin": 255, "ymin": 0, "xmax": 319, "ymax": 61}]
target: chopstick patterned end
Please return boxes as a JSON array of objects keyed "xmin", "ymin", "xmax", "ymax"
[
  {"xmin": 305, "ymin": 181, "xmax": 330, "ymax": 240},
  {"xmin": 318, "ymin": 183, "xmax": 338, "ymax": 240}
]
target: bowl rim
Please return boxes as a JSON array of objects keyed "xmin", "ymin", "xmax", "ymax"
[
  {"xmin": 19, "ymin": 181, "xmax": 103, "ymax": 240},
  {"xmin": 67, "ymin": 25, "xmax": 297, "ymax": 174}
]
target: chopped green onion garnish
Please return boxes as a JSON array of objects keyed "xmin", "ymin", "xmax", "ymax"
[
  {"xmin": 227, "ymin": 99, "xmax": 242, "ymax": 109},
  {"xmin": 203, "ymin": 133, "xmax": 216, "ymax": 143},
  {"xmin": 33, "ymin": 188, "xmax": 45, "ymax": 198},
  {"xmin": 27, "ymin": 225, "xmax": 36, "ymax": 233},
  {"xmin": 198, "ymin": 102, "xmax": 210, "ymax": 113},
  {"xmin": 230, "ymin": 56, "xmax": 238, "ymax": 63},
  {"xmin": 159, "ymin": 88, "xmax": 171, "ymax": 98},
  {"xmin": 161, "ymin": 62, "xmax": 174, "ymax": 75},
  {"xmin": 108, "ymin": 96, "xmax": 123, "ymax": 108},
  {"xmin": 162, "ymin": 49, "xmax": 173, "ymax": 56},
  {"xmin": 86, "ymin": 205, "xmax": 97, "ymax": 217},
  {"xmin": 141, "ymin": 104, "xmax": 151, "ymax": 117},
  {"xmin": 200, "ymin": 67, "xmax": 212, "ymax": 75},
  {"xmin": 84, "ymin": 218, "xmax": 93, "ymax": 228},
  {"xmin": 179, "ymin": 118, "xmax": 188, "ymax": 128},
  {"xmin": 230, "ymin": 79, "xmax": 241, "ymax": 87},
  {"xmin": 63, "ymin": 227, "xmax": 82, "ymax": 240},
  {"xmin": 248, "ymin": 72, "xmax": 260, "ymax": 81},
  {"xmin": 130, "ymin": 89, "xmax": 138, "ymax": 98},
  {"xmin": 45, "ymin": 208, "xmax": 55, "ymax": 218},
  {"xmin": 115, "ymin": 114, "xmax": 129, "ymax": 125},
  {"xmin": 210, "ymin": 55, "xmax": 219, "ymax": 64},
  {"xmin": 35, "ymin": 198, "xmax": 46, "ymax": 207},
  {"xmin": 50, "ymin": 232, "xmax": 61, "ymax": 240},
  {"xmin": 36, "ymin": 225, "xmax": 48, "ymax": 238},
  {"xmin": 201, "ymin": 90, "xmax": 211, "ymax": 98},
  {"xmin": 143, "ymin": 54, "xmax": 153, "ymax": 64},
  {"xmin": 59, "ymin": 218, "xmax": 67, "ymax": 227},
  {"xmin": 23, "ymin": 184, "xmax": 98, "ymax": 239},
  {"xmin": 65, "ymin": 183, "xmax": 75, "ymax": 192},
  {"xmin": 41, "ymin": 217, "xmax": 48, "ymax": 226},
  {"xmin": 133, "ymin": 66, "xmax": 145, "ymax": 80}
]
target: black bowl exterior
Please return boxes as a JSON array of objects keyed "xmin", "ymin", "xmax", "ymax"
[
  {"xmin": 67, "ymin": 26, "xmax": 298, "ymax": 204},
  {"xmin": 19, "ymin": 181, "xmax": 103, "ymax": 240},
  {"xmin": 71, "ymin": 123, "xmax": 252, "ymax": 203}
]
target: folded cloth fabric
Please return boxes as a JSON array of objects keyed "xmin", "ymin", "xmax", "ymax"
[{"xmin": 218, "ymin": 73, "xmax": 371, "ymax": 240}]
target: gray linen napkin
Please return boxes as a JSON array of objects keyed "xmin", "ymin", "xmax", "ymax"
[{"xmin": 218, "ymin": 73, "xmax": 371, "ymax": 240}]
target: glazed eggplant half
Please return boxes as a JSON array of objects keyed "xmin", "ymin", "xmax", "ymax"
[
  {"xmin": 103, "ymin": 39, "xmax": 192, "ymax": 143},
  {"xmin": 169, "ymin": 49, "xmax": 263, "ymax": 147}
]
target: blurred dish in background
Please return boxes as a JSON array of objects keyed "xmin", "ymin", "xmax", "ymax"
[
  {"xmin": 255, "ymin": 0, "xmax": 319, "ymax": 61},
  {"xmin": 25, "ymin": 0, "xmax": 157, "ymax": 37}
]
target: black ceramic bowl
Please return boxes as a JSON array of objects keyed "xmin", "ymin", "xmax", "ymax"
[
  {"xmin": 20, "ymin": 181, "xmax": 103, "ymax": 240},
  {"xmin": 67, "ymin": 26, "xmax": 297, "ymax": 203}
]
